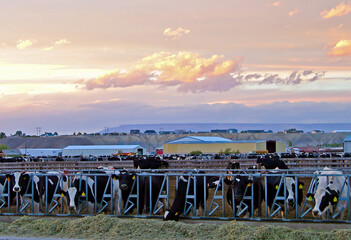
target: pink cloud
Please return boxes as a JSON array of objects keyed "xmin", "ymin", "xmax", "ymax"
[
  {"xmin": 321, "ymin": 2, "xmax": 351, "ymax": 19},
  {"xmin": 83, "ymin": 51, "xmax": 241, "ymax": 92},
  {"xmin": 288, "ymin": 8, "xmax": 299, "ymax": 17},
  {"xmin": 163, "ymin": 27, "xmax": 190, "ymax": 40}
]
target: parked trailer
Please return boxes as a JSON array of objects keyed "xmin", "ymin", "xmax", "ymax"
[{"xmin": 0, "ymin": 169, "xmax": 350, "ymax": 223}]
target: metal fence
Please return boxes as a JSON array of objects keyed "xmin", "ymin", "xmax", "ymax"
[
  {"xmin": 0, "ymin": 158, "xmax": 351, "ymax": 170},
  {"xmin": 0, "ymin": 169, "xmax": 350, "ymax": 223}
]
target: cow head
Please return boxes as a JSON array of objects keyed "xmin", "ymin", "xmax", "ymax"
[
  {"xmin": 285, "ymin": 177, "xmax": 304, "ymax": 210},
  {"xmin": 163, "ymin": 208, "xmax": 180, "ymax": 221},
  {"xmin": 312, "ymin": 187, "xmax": 340, "ymax": 217},
  {"xmin": 224, "ymin": 162, "xmax": 240, "ymax": 184},
  {"xmin": 64, "ymin": 186, "xmax": 85, "ymax": 213},
  {"xmin": 118, "ymin": 171, "xmax": 136, "ymax": 191},
  {"xmin": 12, "ymin": 172, "xmax": 30, "ymax": 193},
  {"xmin": 207, "ymin": 176, "xmax": 221, "ymax": 189},
  {"xmin": 232, "ymin": 175, "xmax": 253, "ymax": 204}
]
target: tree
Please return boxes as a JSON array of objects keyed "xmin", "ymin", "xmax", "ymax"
[
  {"xmin": 54, "ymin": 132, "xmax": 58, "ymax": 136},
  {"xmin": 0, "ymin": 144, "xmax": 9, "ymax": 150},
  {"xmin": 190, "ymin": 150, "xmax": 202, "ymax": 155},
  {"xmin": 14, "ymin": 131, "xmax": 23, "ymax": 136},
  {"xmin": 0, "ymin": 132, "xmax": 6, "ymax": 138}
]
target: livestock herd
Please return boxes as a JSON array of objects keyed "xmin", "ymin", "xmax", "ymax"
[{"xmin": 0, "ymin": 156, "xmax": 350, "ymax": 222}]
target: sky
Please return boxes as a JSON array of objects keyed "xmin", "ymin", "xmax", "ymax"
[{"xmin": 1, "ymin": 0, "xmax": 351, "ymax": 135}]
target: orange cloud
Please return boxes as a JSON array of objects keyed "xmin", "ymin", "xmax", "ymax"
[
  {"xmin": 288, "ymin": 8, "xmax": 298, "ymax": 17},
  {"xmin": 163, "ymin": 27, "xmax": 190, "ymax": 40},
  {"xmin": 84, "ymin": 51, "xmax": 241, "ymax": 92},
  {"xmin": 272, "ymin": 1, "xmax": 280, "ymax": 7},
  {"xmin": 328, "ymin": 40, "xmax": 351, "ymax": 56},
  {"xmin": 321, "ymin": 2, "xmax": 351, "ymax": 19}
]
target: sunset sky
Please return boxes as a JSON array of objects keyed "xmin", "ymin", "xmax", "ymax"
[{"xmin": 1, "ymin": 1, "xmax": 351, "ymax": 135}]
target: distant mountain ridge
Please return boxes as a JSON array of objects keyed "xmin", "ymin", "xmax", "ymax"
[{"xmin": 102, "ymin": 123, "xmax": 351, "ymax": 134}]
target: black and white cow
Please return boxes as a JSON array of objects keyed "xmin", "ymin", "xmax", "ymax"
[
  {"xmin": 38, "ymin": 172, "xmax": 70, "ymax": 214},
  {"xmin": 0, "ymin": 174, "xmax": 16, "ymax": 211},
  {"xmin": 258, "ymin": 158, "xmax": 303, "ymax": 217},
  {"xmin": 11, "ymin": 171, "xmax": 41, "ymax": 213},
  {"xmin": 225, "ymin": 174, "xmax": 264, "ymax": 218},
  {"xmin": 64, "ymin": 171, "xmax": 120, "ymax": 214},
  {"xmin": 266, "ymin": 172, "xmax": 304, "ymax": 216},
  {"xmin": 309, "ymin": 168, "xmax": 348, "ymax": 220},
  {"xmin": 163, "ymin": 170, "xmax": 208, "ymax": 221},
  {"xmin": 10, "ymin": 171, "xmax": 70, "ymax": 213}
]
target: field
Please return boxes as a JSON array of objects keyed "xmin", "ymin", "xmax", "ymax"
[{"xmin": 0, "ymin": 215, "xmax": 350, "ymax": 240}]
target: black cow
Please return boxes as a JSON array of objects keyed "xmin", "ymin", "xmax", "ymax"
[
  {"xmin": 257, "ymin": 156, "xmax": 288, "ymax": 170},
  {"xmin": 225, "ymin": 174, "xmax": 264, "ymax": 218},
  {"xmin": 207, "ymin": 176, "xmax": 222, "ymax": 189},
  {"xmin": 64, "ymin": 171, "xmax": 120, "ymax": 214},
  {"xmin": 133, "ymin": 157, "xmax": 169, "ymax": 169},
  {"xmin": 118, "ymin": 170, "xmax": 137, "ymax": 213},
  {"xmin": 163, "ymin": 171, "xmax": 208, "ymax": 221},
  {"xmin": 118, "ymin": 170, "xmax": 165, "ymax": 215}
]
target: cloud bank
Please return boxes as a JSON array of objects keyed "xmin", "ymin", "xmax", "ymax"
[
  {"xmin": 2, "ymin": 97, "xmax": 351, "ymax": 135},
  {"xmin": 82, "ymin": 52, "xmax": 325, "ymax": 92},
  {"xmin": 321, "ymin": 2, "xmax": 351, "ymax": 19}
]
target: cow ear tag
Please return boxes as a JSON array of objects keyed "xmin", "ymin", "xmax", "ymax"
[
  {"xmin": 175, "ymin": 212, "xmax": 178, "ymax": 216},
  {"xmin": 275, "ymin": 185, "xmax": 279, "ymax": 190},
  {"xmin": 132, "ymin": 175, "xmax": 136, "ymax": 180},
  {"xmin": 113, "ymin": 177, "xmax": 117, "ymax": 180},
  {"xmin": 61, "ymin": 193, "xmax": 65, "ymax": 198},
  {"xmin": 308, "ymin": 196, "xmax": 313, "ymax": 201},
  {"xmin": 81, "ymin": 192, "xmax": 86, "ymax": 197},
  {"xmin": 7, "ymin": 177, "xmax": 10, "ymax": 182},
  {"xmin": 333, "ymin": 196, "xmax": 338, "ymax": 203},
  {"xmin": 247, "ymin": 183, "xmax": 251, "ymax": 187},
  {"xmin": 299, "ymin": 184, "xmax": 303, "ymax": 190}
]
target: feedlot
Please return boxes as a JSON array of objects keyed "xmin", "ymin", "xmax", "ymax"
[{"xmin": 0, "ymin": 161, "xmax": 350, "ymax": 224}]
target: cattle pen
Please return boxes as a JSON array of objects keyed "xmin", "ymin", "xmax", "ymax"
[{"xmin": 0, "ymin": 158, "xmax": 350, "ymax": 225}]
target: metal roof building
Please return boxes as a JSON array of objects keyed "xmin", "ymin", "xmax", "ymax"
[
  {"xmin": 19, "ymin": 148, "xmax": 62, "ymax": 157},
  {"xmin": 344, "ymin": 135, "xmax": 351, "ymax": 153},
  {"xmin": 163, "ymin": 136, "xmax": 286, "ymax": 154},
  {"xmin": 62, "ymin": 145, "xmax": 146, "ymax": 156}
]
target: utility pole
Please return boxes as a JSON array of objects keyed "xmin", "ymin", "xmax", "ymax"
[{"xmin": 36, "ymin": 127, "xmax": 41, "ymax": 136}]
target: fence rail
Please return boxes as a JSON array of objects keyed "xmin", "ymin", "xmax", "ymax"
[
  {"xmin": 0, "ymin": 170, "xmax": 350, "ymax": 223},
  {"xmin": 0, "ymin": 158, "xmax": 351, "ymax": 171}
]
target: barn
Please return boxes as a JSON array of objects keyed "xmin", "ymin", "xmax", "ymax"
[
  {"xmin": 344, "ymin": 135, "xmax": 351, "ymax": 153},
  {"xmin": 163, "ymin": 136, "xmax": 286, "ymax": 154},
  {"xmin": 62, "ymin": 145, "xmax": 146, "ymax": 156},
  {"xmin": 19, "ymin": 148, "xmax": 62, "ymax": 157}
]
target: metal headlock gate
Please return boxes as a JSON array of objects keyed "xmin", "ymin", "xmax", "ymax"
[{"xmin": 0, "ymin": 169, "xmax": 350, "ymax": 223}]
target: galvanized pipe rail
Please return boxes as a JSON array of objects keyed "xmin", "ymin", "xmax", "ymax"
[
  {"xmin": 0, "ymin": 169, "xmax": 350, "ymax": 223},
  {"xmin": 0, "ymin": 158, "xmax": 351, "ymax": 171}
]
